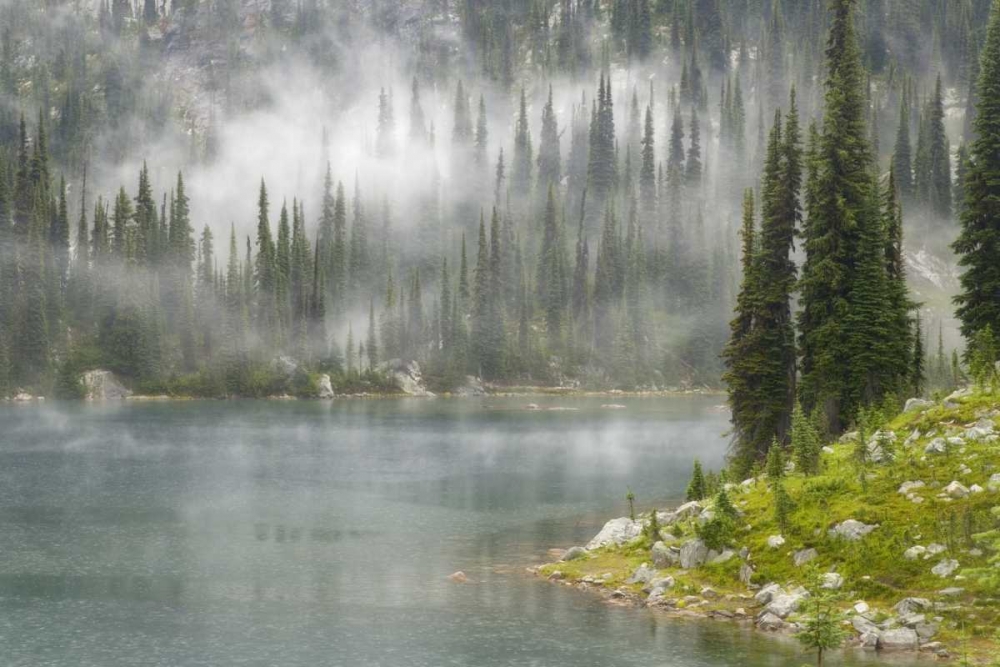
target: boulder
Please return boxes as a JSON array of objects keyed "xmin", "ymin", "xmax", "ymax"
[
  {"xmin": 829, "ymin": 519, "xmax": 878, "ymax": 541},
  {"xmin": 81, "ymin": 370, "xmax": 132, "ymax": 400},
  {"xmin": 898, "ymin": 481, "xmax": 925, "ymax": 495},
  {"xmin": 944, "ymin": 481, "xmax": 970, "ymax": 499},
  {"xmin": 903, "ymin": 546, "xmax": 926, "ymax": 561},
  {"xmin": 765, "ymin": 589, "xmax": 809, "ymax": 618},
  {"xmin": 904, "ymin": 398, "xmax": 934, "ymax": 413},
  {"xmin": 627, "ymin": 563, "xmax": 657, "ymax": 585},
  {"xmin": 821, "ymin": 572, "xmax": 844, "ymax": 590},
  {"xmin": 924, "ymin": 438, "xmax": 948, "ymax": 455},
  {"xmin": 877, "ymin": 628, "xmax": 919, "ymax": 651},
  {"xmin": 926, "ymin": 543, "xmax": 946, "ymax": 556},
  {"xmin": 756, "ymin": 612, "xmax": 786, "ymax": 631},
  {"xmin": 767, "ymin": 534, "xmax": 786, "ymax": 548},
  {"xmin": 852, "ymin": 615, "xmax": 880, "ymax": 635},
  {"xmin": 317, "ymin": 374, "xmax": 334, "ymax": 399},
  {"xmin": 679, "ymin": 538, "xmax": 709, "ymax": 569},
  {"xmin": 793, "ymin": 548, "xmax": 818, "ymax": 567},
  {"xmin": 738, "ymin": 562, "xmax": 754, "ymax": 586},
  {"xmin": 454, "ymin": 375, "xmax": 487, "ymax": 397},
  {"xmin": 931, "ymin": 559, "xmax": 959, "ymax": 578},
  {"xmin": 671, "ymin": 500, "xmax": 704, "ymax": 522},
  {"xmin": 651, "ymin": 541, "xmax": 678, "ymax": 568},
  {"xmin": 987, "ymin": 473, "xmax": 1000, "ymax": 492},
  {"xmin": 853, "ymin": 601, "xmax": 870, "ymax": 614},
  {"xmin": 561, "ymin": 546, "xmax": 588, "ymax": 561},
  {"xmin": 755, "ymin": 583, "xmax": 783, "ymax": 606},
  {"xmin": 893, "ymin": 598, "xmax": 932, "ymax": 616},
  {"xmin": 586, "ymin": 517, "xmax": 643, "ymax": 550},
  {"xmin": 915, "ymin": 624, "xmax": 938, "ymax": 641}
]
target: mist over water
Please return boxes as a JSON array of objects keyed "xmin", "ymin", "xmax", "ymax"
[{"xmin": 0, "ymin": 397, "xmax": 923, "ymax": 666}]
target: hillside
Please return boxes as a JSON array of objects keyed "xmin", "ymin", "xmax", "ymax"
[{"xmin": 537, "ymin": 389, "xmax": 1000, "ymax": 663}]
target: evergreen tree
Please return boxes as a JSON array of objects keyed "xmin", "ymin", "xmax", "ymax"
[
  {"xmin": 536, "ymin": 86, "xmax": 561, "ymax": 193},
  {"xmin": 893, "ymin": 98, "xmax": 913, "ymax": 200},
  {"xmin": 376, "ymin": 87, "xmax": 396, "ymax": 158},
  {"xmin": 927, "ymin": 74, "xmax": 952, "ymax": 220},
  {"xmin": 954, "ymin": 0, "xmax": 1000, "ymax": 347},
  {"xmin": 512, "ymin": 87, "xmax": 533, "ymax": 197},
  {"xmin": 686, "ymin": 458, "xmax": 706, "ymax": 501}
]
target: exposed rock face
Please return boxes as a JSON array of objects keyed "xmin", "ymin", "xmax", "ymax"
[
  {"xmin": 82, "ymin": 370, "xmax": 132, "ymax": 400},
  {"xmin": 829, "ymin": 519, "xmax": 878, "ymax": 541},
  {"xmin": 317, "ymin": 374, "xmax": 335, "ymax": 399},
  {"xmin": 586, "ymin": 517, "xmax": 642, "ymax": 550},
  {"xmin": 454, "ymin": 375, "xmax": 487, "ymax": 397},
  {"xmin": 378, "ymin": 359, "xmax": 434, "ymax": 397}
]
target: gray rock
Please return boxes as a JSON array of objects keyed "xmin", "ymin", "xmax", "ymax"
[
  {"xmin": 793, "ymin": 548, "xmax": 819, "ymax": 567},
  {"xmin": 852, "ymin": 615, "xmax": 880, "ymax": 635},
  {"xmin": 878, "ymin": 628, "xmax": 919, "ymax": 651},
  {"xmin": 898, "ymin": 613, "xmax": 926, "ymax": 627},
  {"xmin": 944, "ymin": 481, "xmax": 970, "ymax": 498},
  {"xmin": 710, "ymin": 549, "xmax": 736, "ymax": 564},
  {"xmin": 377, "ymin": 359, "xmax": 435, "ymax": 397},
  {"xmin": 947, "ymin": 436, "xmax": 966, "ymax": 447},
  {"xmin": 821, "ymin": 572, "xmax": 844, "ymax": 590},
  {"xmin": 679, "ymin": 539, "xmax": 709, "ymax": 569},
  {"xmin": 915, "ymin": 624, "xmax": 938, "ymax": 640},
  {"xmin": 938, "ymin": 587, "xmax": 964, "ymax": 597},
  {"xmin": 82, "ymin": 369, "xmax": 132, "ymax": 400},
  {"xmin": 754, "ymin": 583, "xmax": 783, "ymax": 606},
  {"xmin": 766, "ymin": 534, "xmax": 785, "ymax": 548},
  {"xmin": 903, "ymin": 546, "xmax": 926, "ymax": 560},
  {"xmin": 651, "ymin": 541, "xmax": 678, "ymax": 568},
  {"xmin": 671, "ymin": 500, "xmax": 704, "ymax": 522},
  {"xmin": 926, "ymin": 543, "xmax": 946, "ymax": 556},
  {"xmin": 898, "ymin": 480, "xmax": 925, "ymax": 495},
  {"xmin": 987, "ymin": 473, "xmax": 1000, "ymax": 492},
  {"xmin": 904, "ymin": 398, "xmax": 934, "ymax": 412},
  {"xmin": 739, "ymin": 562, "xmax": 754, "ymax": 586},
  {"xmin": 700, "ymin": 587, "xmax": 720, "ymax": 600},
  {"xmin": 586, "ymin": 517, "xmax": 643, "ymax": 550},
  {"xmin": 646, "ymin": 576, "xmax": 675, "ymax": 594},
  {"xmin": 924, "ymin": 438, "xmax": 948, "ymax": 454},
  {"xmin": 931, "ymin": 559, "xmax": 959, "ymax": 577},
  {"xmin": 829, "ymin": 519, "xmax": 878, "ymax": 541},
  {"xmin": 765, "ymin": 589, "xmax": 809, "ymax": 618},
  {"xmin": 894, "ymin": 598, "xmax": 932, "ymax": 616},
  {"xmin": 561, "ymin": 546, "xmax": 588, "ymax": 561},
  {"xmin": 627, "ymin": 563, "xmax": 657, "ymax": 585},
  {"xmin": 756, "ymin": 612, "xmax": 786, "ymax": 631},
  {"xmin": 317, "ymin": 374, "xmax": 334, "ymax": 399}
]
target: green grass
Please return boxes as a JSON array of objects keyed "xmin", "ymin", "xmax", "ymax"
[{"xmin": 540, "ymin": 389, "xmax": 1000, "ymax": 662}]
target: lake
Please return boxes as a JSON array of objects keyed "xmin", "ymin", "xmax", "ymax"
[{"xmin": 0, "ymin": 397, "xmax": 921, "ymax": 666}]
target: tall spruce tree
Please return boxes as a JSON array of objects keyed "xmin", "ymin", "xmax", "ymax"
[{"xmin": 954, "ymin": 0, "xmax": 1000, "ymax": 345}]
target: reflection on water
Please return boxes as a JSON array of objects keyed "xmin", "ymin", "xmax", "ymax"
[{"xmin": 0, "ymin": 398, "xmax": 919, "ymax": 666}]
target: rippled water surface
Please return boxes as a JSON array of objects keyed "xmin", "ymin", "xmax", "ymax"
[{"xmin": 0, "ymin": 397, "xmax": 922, "ymax": 666}]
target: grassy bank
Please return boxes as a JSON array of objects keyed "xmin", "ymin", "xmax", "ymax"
[{"xmin": 538, "ymin": 389, "xmax": 1000, "ymax": 664}]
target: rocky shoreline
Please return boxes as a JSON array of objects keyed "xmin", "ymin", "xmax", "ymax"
[{"xmin": 532, "ymin": 389, "xmax": 1000, "ymax": 664}]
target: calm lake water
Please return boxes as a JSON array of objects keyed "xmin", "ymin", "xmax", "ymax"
[{"xmin": 0, "ymin": 397, "xmax": 921, "ymax": 666}]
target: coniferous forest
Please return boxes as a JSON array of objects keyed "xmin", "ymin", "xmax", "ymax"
[{"xmin": 1, "ymin": 0, "xmax": 1000, "ymax": 468}]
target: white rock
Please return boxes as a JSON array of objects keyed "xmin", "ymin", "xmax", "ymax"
[
  {"xmin": 878, "ymin": 628, "xmax": 919, "ymax": 651},
  {"xmin": 898, "ymin": 481, "xmax": 925, "ymax": 495},
  {"xmin": 766, "ymin": 535, "xmax": 786, "ymax": 549},
  {"xmin": 821, "ymin": 572, "xmax": 844, "ymax": 590},
  {"xmin": 627, "ymin": 563, "xmax": 657, "ymax": 585},
  {"xmin": 82, "ymin": 369, "xmax": 132, "ymax": 400},
  {"xmin": 903, "ymin": 546, "xmax": 926, "ymax": 561},
  {"xmin": 924, "ymin": 438, "xmax": 947, "ymax": 454},
  {"xmin": 987, "ymin": 473, "xmax": 1000, "ymax": 492},
  {"xmin": 822, "ymin": 446, "xmax": 835, "ymax": 454},
  {"xmin": 586, "ymin": 517, "xmax": 643, "ymax": 550},
  {"xmin": 926, "ymin": 543, "xmax": 946, "ymax": 556},
  {"xmin": 754, "ymin": 583, "xmax": 783, "ymax": 606},
  {"xmin": 793, "ymin": 548, "xmax": 818, "ymax": 567},
  {"xmin": 679, "ymin": 539, "xmax": 709, "ymax": 569},
  {"xmin": 970, "ymin": 484, "xmax": 984, "ymax": 494},
  {"xmin": 944, "ymin": 481, "xmax": 969, "ymax": 498},
  {"xmin": 931, "ymin": 559, "xmax": 959, "ymax": 578},
  {"xmin": 904, "ymin": 398, "xmax": 934, "ymax": 412},
  {"xmin": 853, "ymin": 601, "xmax": 870, "ymax": 614},
  {"xmin": 317, "ymin": 373, "xmax": 334, "ymax": 399},
  {"xmin": 829, "ymin": 519, "xmax": 878, "ymax": 541}
]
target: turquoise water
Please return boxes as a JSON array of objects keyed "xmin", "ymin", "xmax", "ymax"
[{"xmin": 0, "ymin": 397, "xmax": 920, "ymax": 666}]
